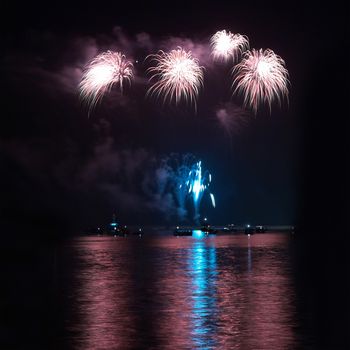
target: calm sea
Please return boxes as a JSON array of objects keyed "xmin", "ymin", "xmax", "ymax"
[{"xmin": 53, "ymin": 233, "xmax": 316, "ymax": 349}]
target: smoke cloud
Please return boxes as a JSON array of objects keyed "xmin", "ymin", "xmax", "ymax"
[{"xmin": 215, "ymin": 102, "xmax": 251, "ymax": 136}]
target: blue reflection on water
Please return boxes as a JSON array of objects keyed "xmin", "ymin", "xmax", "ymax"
[
  {"xmin": 192, "ymin": 230, "xmax": 205, "ymax": 238},
  {"xmin": 189, "ymin": 239, "xmax": 218, "ymax": 349}
]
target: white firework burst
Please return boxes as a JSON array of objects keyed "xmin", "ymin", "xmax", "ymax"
[
  {"xmin": 147, "ymin": 47, "xmax": 204, "ymax": 108},
  {"xmin": 79, "ymin": 51, "xmax": 133, "ymax": 111},
  {"xmin": 210, "ymin": 30, "xmax": 249, "ymax": 63},
  {"xmin": 232, "ymin": 48, "xmax": 289, "ymax": 114}
]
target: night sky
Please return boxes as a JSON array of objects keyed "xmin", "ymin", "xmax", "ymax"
[
  {"xmin": 1, "ymin": 1, "xmax": 347, "ymax": 234},
  {"xmin": 0, "ymin": 2, "xmax": 303, "ymax": 230}
]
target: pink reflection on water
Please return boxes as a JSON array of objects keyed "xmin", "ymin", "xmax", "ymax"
[
  {"xmin": 152, "ymin": 238, "xmax": 193, "ymax": 349},
  {"xmin": 214, "ymin": 234, "xmax": 296, "ymax": 349},
  {"xmin": 61, "ymin": 234, "xmax": 298, "ymax": 349},
  {"xmin": 66, "ymin": 238, "xmax": 139, "ymax": 349}
]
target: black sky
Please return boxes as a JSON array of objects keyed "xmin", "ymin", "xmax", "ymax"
[{"xmin": 1, "ymin": 0, "xmax": 347, "ymax": 233}]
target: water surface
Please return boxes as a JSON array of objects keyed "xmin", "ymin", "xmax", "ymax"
[{"xmin": 56, "ymin": 233, "xmax": 313, "ymax": 349}]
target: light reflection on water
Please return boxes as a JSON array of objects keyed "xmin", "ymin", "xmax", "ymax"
[
  {"xmin": 189, "ymin": 240, "xmax": 218, "ymax": 349},
  {"xmin": 57, "ymin": 234, "xmax": 308, "ymax": 349}
]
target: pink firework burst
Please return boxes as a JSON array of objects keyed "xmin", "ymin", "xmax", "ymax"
[
  {"xmin": 232, "ymin": 49, "xmax": 289, "ymax": 114},
  {"xmin": 210, "ymin": 30, "xmax": 249, "ymax": 63},
  {"xmin": 79, "ymin": 51, "xmax": 133, "ymax": 111},
  {"xmin": 147, "ymin": 47, "xmax": 204, "ymax": 108}
]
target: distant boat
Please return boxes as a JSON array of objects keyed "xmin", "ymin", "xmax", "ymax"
[
  {"xmin": 255, "ymin": 225, "xmax": 267, "ymax": 233},
  {"xmin": 226, "ymin": 224, "xmax": 238, "ymax": 233},
  {"xmin": 245, "ymin": 225, "xmax": 255, "ymax": 235},
  {"xmin": 173, "ymin": 228, "xmax": 192, "ymax": 236},
  {"xmin": 200, "ymin": 226, "xmax": 218, "ymax": 234}
]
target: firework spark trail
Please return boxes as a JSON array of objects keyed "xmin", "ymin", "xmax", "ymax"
[
  {"xmin": 187, "ymin": 161, "xmax": 214, "ymax": 223},
  {"xmin": 167, "ymin": 155, "xmax": 215, "ymax": 222},
  {"xmin": 210, "ymin": 30, "xmax": 249, "ymax": 63},
  {"xmin": 147, "ymin": 47, "xmax": 204, "ymax": 108},
  {"xmin": 210, "ymin": 193, "xmax": 216, "ymax": 208},
  {"xmin": 79, "ymin": 51, "xmax": 134, "ymax": 111},
  {"xmin": 232, "ymin": 48, "xmax": 289, "ymax": 114}
]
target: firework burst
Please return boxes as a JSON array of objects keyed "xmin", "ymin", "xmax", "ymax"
[
  {"xmin": 147, "ymin": 47, "xmax": 204, "ymax": 108},
  {"xmin": 166, "ymin": 155, "xmax": 215, "ymax": 223},
  {"xmin": 232, "ymin": 48, "xmax": 289, "ymax": 114},
  {"xmin": 187, "ymin": 161, "xmax": 215, "ymax": 223},
  {"xmin": 79, "ymin": 51, "xmax": 134, "ymax": 111},
  {"xmin": 210, "ymin": 30, "xmax": 249, "ymax": 63}
]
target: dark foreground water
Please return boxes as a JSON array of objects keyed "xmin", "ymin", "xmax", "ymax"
[{"xmin": 52, "ymin": 233, "xmax": 318, "ymax": 349}]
